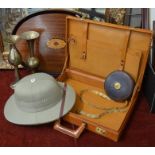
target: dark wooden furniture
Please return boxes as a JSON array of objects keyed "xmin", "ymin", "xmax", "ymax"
[
  {"xmin": 77, "ymin": 8, "xmax": 105, "ymax": 21},
  {"xmin": 0, "ymin": 31, "xmax": 4, "ymax": 53},
  {"xmin": 12, "ymin": 9, "xmax": 80, "ymax": 75},
  {"xmin": 143, "ymin": 20, "xmax": 155, "ymax": 112},
  {"xmin": 124, "ymin": 8, "xmax": 149, "ymax": 29},
  {"xmin": 104, "ymin": 8, "xmax": 149, "ymax": 29}
]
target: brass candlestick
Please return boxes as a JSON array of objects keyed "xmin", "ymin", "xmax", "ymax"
[
  {"xmin": 20, "ymin": 31, "xmax": 40, "ymax": 72},
  {"xmin": 6, "ymin": 35, "xmax": 22, "ymax": 87}
]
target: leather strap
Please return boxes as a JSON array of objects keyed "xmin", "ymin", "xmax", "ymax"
[
  {"xmin": 119, "ymin": 30, "xmax": 131, "ymax": 70},
  {"xmin": 59, "ymin": 83, "xmax": 67, "ymax": 118},
  {"xmin": 81, "ymin": 23, "xmax": 89, "ymax": 60}
]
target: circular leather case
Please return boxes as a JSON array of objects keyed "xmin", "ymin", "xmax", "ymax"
[{"xmin": 104, "ymin": 71, "xmax": 135, "ymax": 102}]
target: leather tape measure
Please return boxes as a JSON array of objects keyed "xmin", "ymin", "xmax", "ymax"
[{"xmin": 104, "ymin": 71, "xmax": 135, "ymax": 102}]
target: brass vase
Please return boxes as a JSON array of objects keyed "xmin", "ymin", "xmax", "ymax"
[
  {"xmin": 20, "ymin": 31, "xmax": 40, "ymax": 72},
  {"xmin": 27, "ymin": 57, "xmax": 40, "ymax": 73},
  {"xmin": 7, "ymin": 35, "xmax": 22, "ymax": 87}
]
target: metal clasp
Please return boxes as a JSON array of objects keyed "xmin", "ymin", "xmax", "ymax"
[
  {"xmin": 80, "ymin": 51, "xmax": 87, "ymax": 60},
  {"xmin": 68, "ymin": 35, "xmax": 76, "ymax": 44},
  {"xmin": 96, "ymin": 127, "xmax": 106, "ymax": 136}
]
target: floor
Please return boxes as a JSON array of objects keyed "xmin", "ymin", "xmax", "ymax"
[{"xmin": 0, "ymin": 70, "xmax": 155, "ymax": 146}]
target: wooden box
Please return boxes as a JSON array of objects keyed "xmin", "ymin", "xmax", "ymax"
[{"xmin": 54, "ymin": 16, "xmax": 152, "ymax": 141}]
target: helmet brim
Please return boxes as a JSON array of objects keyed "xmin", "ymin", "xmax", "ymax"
[{"xmin": 4, "ymin": 82, "xmax": 76, "ymax": 125}]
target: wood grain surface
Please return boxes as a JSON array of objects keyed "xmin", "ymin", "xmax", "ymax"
[{"xmin": 12, "ymin": 9, "xmax": 80, "ymax": 75}]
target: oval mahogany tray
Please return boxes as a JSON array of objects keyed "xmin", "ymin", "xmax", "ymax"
[{"xmin": 12, "ymin": 9, "xmax": 80, "ymax": 75}]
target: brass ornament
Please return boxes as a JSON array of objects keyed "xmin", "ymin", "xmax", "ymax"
[
  {"xmin": 27, "ymin": 57, "xmax": 40, "ymax": 69},
  {"xmin": 5, "ymin": 35, "xmax": 21, "ymax": 44},
  {"xmin": 20, "ymin": 31, "xmax": 39, "ymax": 57},
  {"xmin": 8, "ymin": 45, "xmax": 22, "ymax": 66},
  {"xmin": 20, "ymin": 31, "xmax": 39, "ymax": 41},
  {"xmin": 8, "ymin": 44, "xmax": 22, "ymax": 85},
  {"xmin": 7, "ymin": 35, "xmax": 22, "ymax": 87},
  {"xmin": 21, "ymin": 31, "xmax": 40, "ymax": 73},
  {"xmin": 113, "ymin": 82, "xmax": 121, "ymax": 90},
  {"xmin": 47, "ymin": 38, "xmax": 66, "ymax": 49}
]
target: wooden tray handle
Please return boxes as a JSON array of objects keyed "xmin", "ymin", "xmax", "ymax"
[{"xmin": 54, "ymin": 120, "xmax": 86, "ymax": 138}]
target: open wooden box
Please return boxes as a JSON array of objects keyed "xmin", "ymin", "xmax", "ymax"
[{"xmin": 54, "ymin": 16, "xmax": 152, "ymax": 141}]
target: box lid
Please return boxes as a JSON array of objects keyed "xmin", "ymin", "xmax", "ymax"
[{"xmin": 66, "ymin": 16, "xmax": 152, "ymax": 83}]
